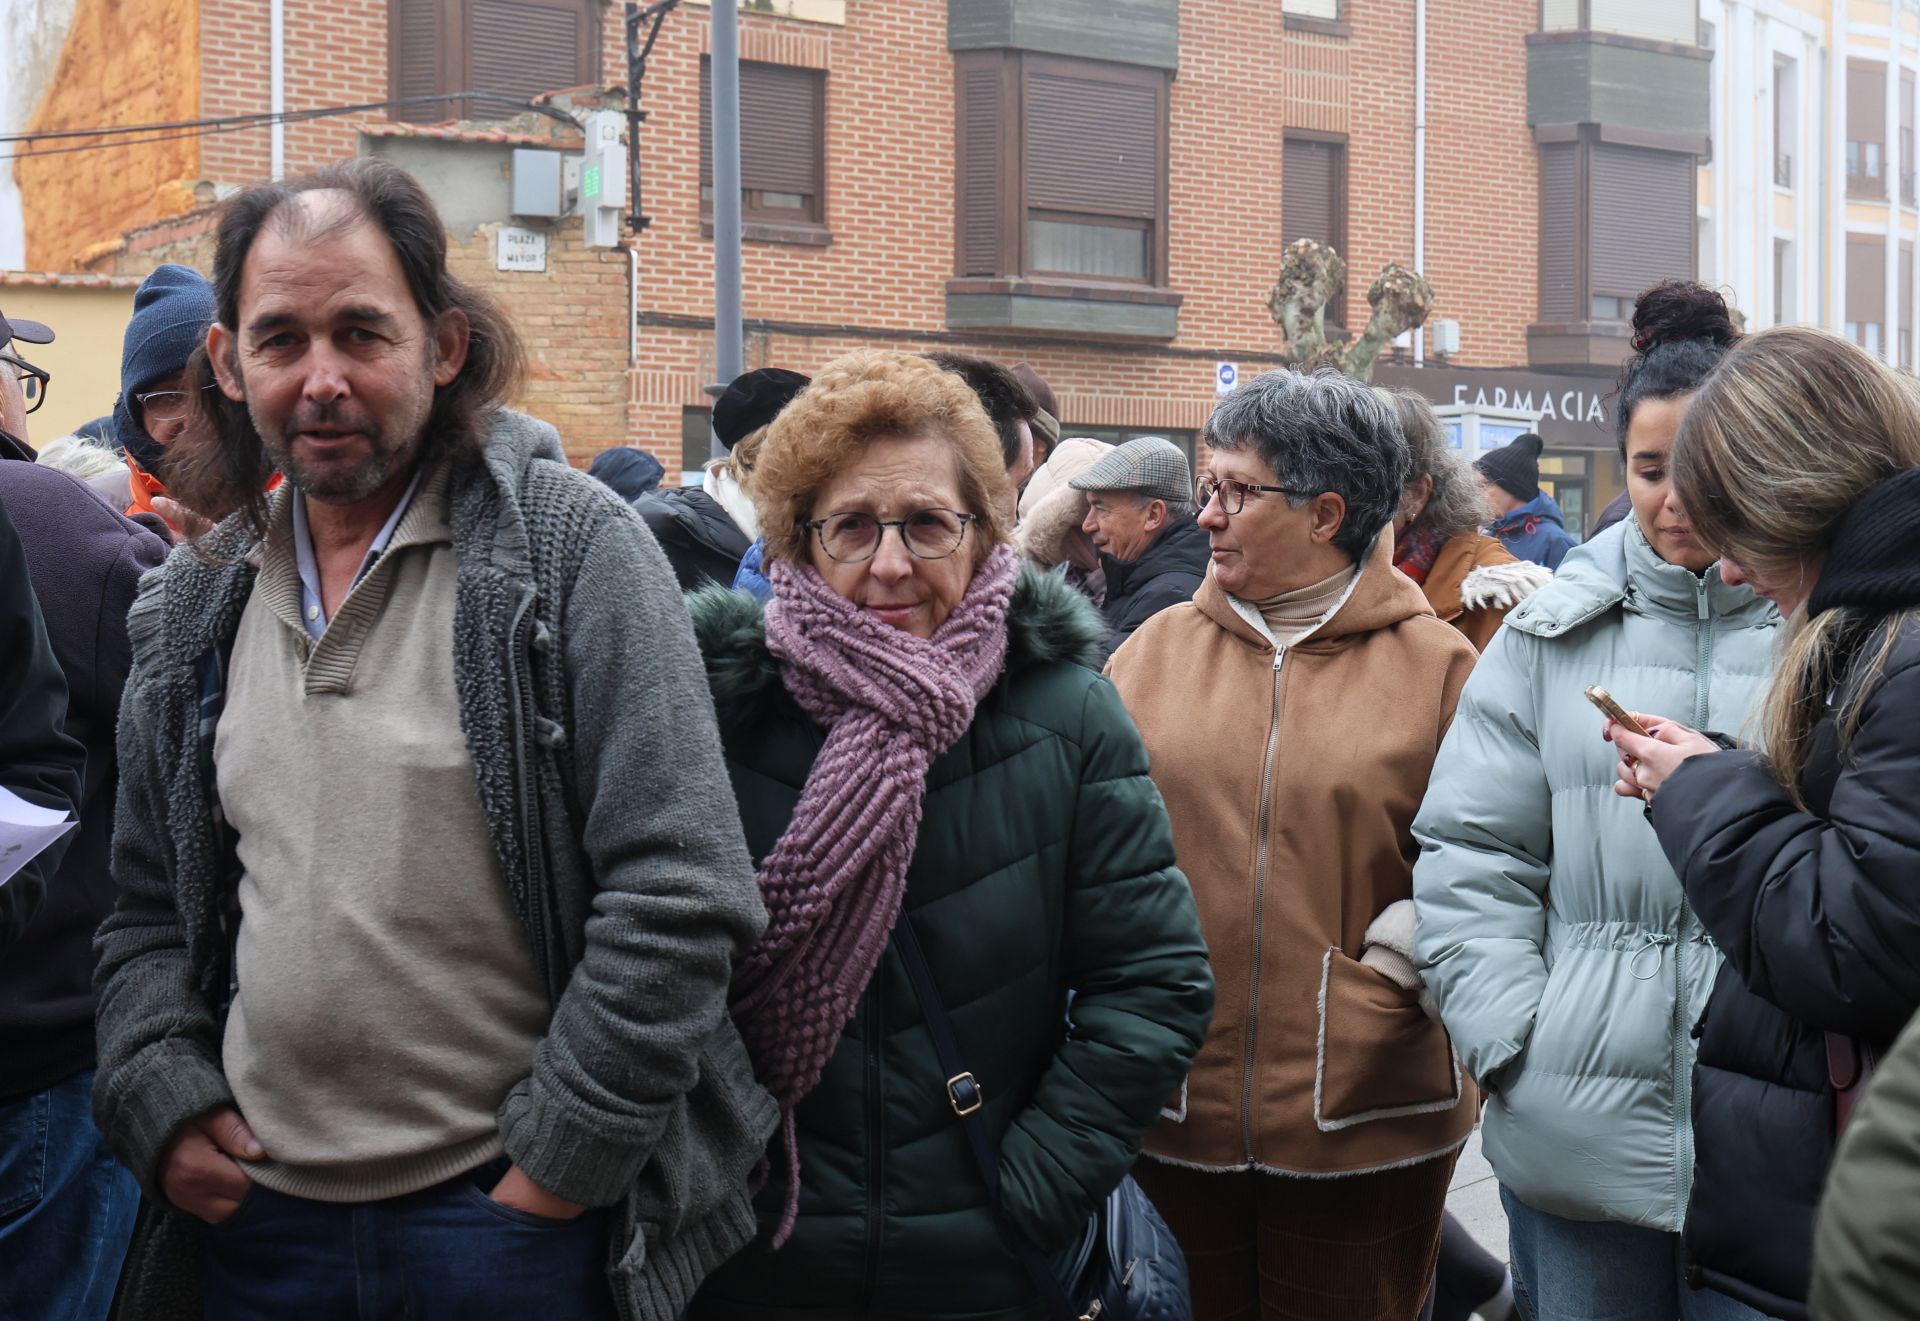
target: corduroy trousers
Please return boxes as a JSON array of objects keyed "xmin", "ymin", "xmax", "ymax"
[{"xmin": 1133, "ymin": 1151, "xmax": 1457, "ymax": 1321}]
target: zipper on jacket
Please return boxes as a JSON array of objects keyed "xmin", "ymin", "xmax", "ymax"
[
  {"xmin": 504, "ymin": 589, "xmax": 556, "ymax": 1002},
  {"xmin": 860, "ymin": 978, "xmax": 885, "ymax": 1312},
  {"xmin": 1240, "ymin": 648, "xmax": 1286, "ymax": 1160},
  {"xmin": 1670, "ymin": 576, "xmax": 1714, "ymax": 1212},
  {"xmin": 1692, "ymin": 579, "xmax": 1713, "ymax": 729}
]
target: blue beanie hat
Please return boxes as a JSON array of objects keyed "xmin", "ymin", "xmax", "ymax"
[{"xmin": 114, "ymin": 263, "xmax": 216, "ymax": 475}]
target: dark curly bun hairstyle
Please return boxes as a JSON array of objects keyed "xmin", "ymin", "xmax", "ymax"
[{"xmin": 1615, "ymin": 280, "xmax": 1742, "ymax": 452}]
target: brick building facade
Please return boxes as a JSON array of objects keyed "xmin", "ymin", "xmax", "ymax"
[{"xmin": 19, "ymin": 0, "xmax": 1692, "ymax": 526}]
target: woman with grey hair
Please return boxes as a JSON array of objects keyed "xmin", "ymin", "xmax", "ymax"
[
  {"xmin": 1384, "ymin": 389, "xmax": 1551, "ymax": 651},
  {"xmin": 1107, "ymin": 368, "xmax": 1480, "ymax": 1319}
]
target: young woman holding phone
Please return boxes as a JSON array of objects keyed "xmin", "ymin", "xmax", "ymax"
[
  {"xmin": 1410, "ymin": 283, "xmax": 1780, "ymax": 1320},
  {"xmin": 1608, "ymin": 324, "xmax": 1920, "ymax": 1321}
]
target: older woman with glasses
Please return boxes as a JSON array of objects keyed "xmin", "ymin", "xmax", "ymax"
[
  {"xmin": 685, "ymin": 349, "xmax": 1214, "ymax": 1321},
  {"xmin": 1108, "ymin": 368, "xmax": 1480, "ymax": 1321}
]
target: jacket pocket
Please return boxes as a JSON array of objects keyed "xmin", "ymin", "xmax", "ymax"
[{"xmin": 1314, "ymin": 947, "xmax": 1462, "ymax": 1131}]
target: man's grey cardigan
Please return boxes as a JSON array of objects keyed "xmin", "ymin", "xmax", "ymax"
[{"xmin": 93, "ymin": 411, "xmax": 778, "ymax": 1320}]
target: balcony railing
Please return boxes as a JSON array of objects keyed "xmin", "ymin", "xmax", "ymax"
[{"xmin": 1776, "ymin": 153, "xmax": 1793, "ymax": 188}]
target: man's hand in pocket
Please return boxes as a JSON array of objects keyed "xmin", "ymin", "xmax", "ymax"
[{"xmin": 160, "ymin": 1107, "xmax": 261, "ymax": 1224}]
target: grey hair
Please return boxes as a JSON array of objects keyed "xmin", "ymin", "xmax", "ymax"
[
  {"xmin": 1378, "ymin": 387, "xmax": 1485, "ymax": 542},
  {"xmin": 33, "ymin": 433, "xmax": 126, "ymax": 482},
  {"xmin": 1130, "ymin": 490, "xmax": 1195, "ymax": 519},
  {"xmin": 1204, "ymin": 368, "xmax": 1411, "ymax": 557}
]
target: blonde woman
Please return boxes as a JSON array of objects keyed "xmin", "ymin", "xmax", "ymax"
[{"xmin": 1609, "ymin": 326, "xmax": 1920, "ymax": 1321}]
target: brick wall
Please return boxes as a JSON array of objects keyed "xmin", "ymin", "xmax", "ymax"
[
  {"xmin": 197, "ymin": 0, "xmax": 386, "ymax": 186},
  {"xmin": 43, "ymin": 0, "xmax": 1543, "ymax": 482},
  {"xmin": 18, "ymin": 0, "xmax": 202, "ymax": 270},
  {"xmin": 620, "ymin": 0, "xmax": 1542, "ymax": 480}
]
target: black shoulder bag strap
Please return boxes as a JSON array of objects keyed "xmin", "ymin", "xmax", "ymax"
[{"xmin": 891, "ymin": 914, "xmax": 1080, "ymax": 1321}]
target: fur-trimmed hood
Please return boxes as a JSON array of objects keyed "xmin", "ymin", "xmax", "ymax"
[{"xmin": 687, "ymin": 562, "xmax": 1109, "ymax": 721}]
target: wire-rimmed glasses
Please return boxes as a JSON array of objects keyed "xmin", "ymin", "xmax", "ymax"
[
  {"xmin": 805, "ymin": 508, "xmax": 979, "ymax": 563},
  {"xmin": 136, "ymin": 383, "xmax": 217, "ymax": 423}
]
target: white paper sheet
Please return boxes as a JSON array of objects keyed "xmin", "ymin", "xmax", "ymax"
[{"xmin": 0, "ymin": 784, "xmax": 76, "ymax": 889}]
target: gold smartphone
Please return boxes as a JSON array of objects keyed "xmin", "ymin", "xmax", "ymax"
[{"xmin": 1585, "ymin": 686, "xmax": 1649, "ymax": 737}]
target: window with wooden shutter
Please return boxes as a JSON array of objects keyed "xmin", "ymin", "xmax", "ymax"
[
  {"xmin": 701, "ymin": 60, "xmax": 827, "ymax": 229},
  {"xmin": 950, "ymin": 51, "xmax": 1170, "ymax": 287},
  {"xmin": 1023, "ymin": 56, "xmax": 1165, "ymax": 284},
  {"xmin": 1847, "ymin": 61, "xmax": 1887, "ymax": 198},
  {"xmin": 1538, "ymin": 141, "xmax": 1581, "ymax": 320},
  {"xmin": 390, "ymin": 0, "xmax": 442, "ymax": 114},
  {"xmin": 1845, "ymin": 236, "xmax": 1887, "ymax": 356},
  {"xmin": 388, "ymin": 0, "xmax": 600, "ymax": 124},
  {"xmin": 1588, "ymin": 142, "xmax": 1693, "ymax": 319},
  {"xmin": 954, "ymin": 53, "xmax": 1008, "ymax": 278},
  {"xmin": 1283, "ymin": 134, "xmax": 1348, "ymax": 326}
]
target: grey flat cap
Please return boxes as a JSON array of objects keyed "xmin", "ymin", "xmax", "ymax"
[{"xmin": 1068, "ymin": 435, "xmax": 1192, "ymax": 505}]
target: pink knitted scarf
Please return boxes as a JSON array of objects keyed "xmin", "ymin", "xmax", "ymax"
[{"xmin": 731, "ymin": 544, "xmax": 1020, "ymax": 1247}]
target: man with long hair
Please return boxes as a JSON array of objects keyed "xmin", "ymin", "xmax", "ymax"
[{"xmin": 93, "ymin": 157, "xmax": 773, "ymax": 1320}]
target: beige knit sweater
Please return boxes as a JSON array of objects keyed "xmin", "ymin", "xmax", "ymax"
[{"xmin": 215, "ymin": 472, "xmax": 550, "ymax": 1202}]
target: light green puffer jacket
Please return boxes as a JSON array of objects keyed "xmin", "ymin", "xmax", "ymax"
[{"xmin": 1411, "ymin": 519, "xmax": 1778, "ymax": 1230}]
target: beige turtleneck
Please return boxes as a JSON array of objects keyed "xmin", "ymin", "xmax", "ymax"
[{"xmin": 1248, "ymin": 564, "xmax": 1358, "ymax": 650}]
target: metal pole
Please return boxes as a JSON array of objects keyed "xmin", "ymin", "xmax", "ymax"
[
  {"xmin": 710, "ymin": 0, "xmax": 743, "ymax": 460},
  {"xmin": 1412, "ymin": 0, "xmax": 1425, "ymax": 366}
]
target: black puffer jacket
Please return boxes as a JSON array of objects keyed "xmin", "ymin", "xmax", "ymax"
[
  {"xmin": 1650, "ymin": 466, "xmax": 1920, "ymax": 1320},
  {"xmin": 632, "ymin": 486, "xmax": 751, "ymax": 590},
  {"xmin": 1097, "ymin": 514, "xmax": 1208, "ymax": 661}
]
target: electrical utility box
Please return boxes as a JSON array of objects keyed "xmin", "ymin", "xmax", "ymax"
[
  {"xmin": 580, "ymin": 111, "xmax": 628, "ymax": 249},
  {"xmin": 510, "ymin": 149, "xmax": 567, "ymax": 219}
]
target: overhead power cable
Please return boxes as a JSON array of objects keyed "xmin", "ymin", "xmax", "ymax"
[{"xmin": 0, "ymin": 93, "xmax": 581, "ymax": 162}]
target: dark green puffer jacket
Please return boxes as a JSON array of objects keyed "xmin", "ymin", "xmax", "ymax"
[{"xmin": 688, "ymin": 568, "xmax": 1214, "ymax": 1321}]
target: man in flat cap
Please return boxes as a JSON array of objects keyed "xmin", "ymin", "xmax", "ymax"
[{"xmin": 1072, "ymin": 435, "xmax": 1210, "ymax": 660}]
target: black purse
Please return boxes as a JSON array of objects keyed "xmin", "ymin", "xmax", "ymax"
[{"xmin": 892, "ymin": 915, "xmax": 1193, "ymax": 1321}]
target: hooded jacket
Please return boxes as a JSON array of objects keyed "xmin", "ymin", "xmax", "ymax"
[
  {"xmin": 1411, "ymin": 519, "xmax": 1777, "ymax": 1233},
  {"xmin": 1647, "ymin": 466, "xmax": 1920, "ymax": 1319},
  {"xmin": 1487, "ymin": 492, "xmax": 1577, "ymax": 571},
  {"xmin": 1108, "ymin": 533, "xmax": 1479, "ymax": 1177},
  {"xmin": 0, "ymin": 458, "xmax": 167, "ymax": 1099},
  {"xmin": 1097, "ymin": 514, "xmax": 1209, "ymax": 661},
  {"xmin": 686, "ymin": 569, "xmax": 1213, "ymax": 1321},
  {"xmin": 587, "ymin": 447, "xmax": 666, "ymax": 502},
  {"xmin": 94, "ymin": 411, "xmax": 777, "ymax": 1321}
]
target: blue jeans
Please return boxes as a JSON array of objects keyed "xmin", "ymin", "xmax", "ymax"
[
  {"xmin": 202, "ymin": 1157, "xmax": 618, "ymax": 1321},
  {"xmin": 0, "ymin": 1069, "xmax": 141, "ymax": 1321},
  {"xmin": 1501, "ymin": 1186, "xmax": 1777, "ymax": 1321}
]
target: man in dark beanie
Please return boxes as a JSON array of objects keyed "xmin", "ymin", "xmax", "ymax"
[
  {"xmin": 113, "ymin": 263, "xmax": 217, "ymax": 534},
  {"xmin": 634, "ymin": 366, "xmax": 809, "ymax": 589},
  {"xmin": 1474, "ymin": 433, "xmax": 1576, "ymax": 570}
]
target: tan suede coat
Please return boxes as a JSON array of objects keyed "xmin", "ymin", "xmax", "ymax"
[
  {"xmin": 1421, "ymin": 532, "xmax": 1519, "ymax": 652},
  {"xmin": 1108, "ymin": 534, "xmax": 1478, "ymax": 1176}
]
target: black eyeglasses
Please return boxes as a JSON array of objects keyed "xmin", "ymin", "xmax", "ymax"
[
  {"xmin": 1195, "ymin": 475, "xmax": 1314, "ymax": 516},
  {"xmin": 1, "ymin": 353, "xmax": 49, "ymax": 416},
  {"xmin": 135, "ymin": 384, "xmax": 216, "ymax": 423},
  {"xmin": 804, "ymin": 508, "xmax": 979, "ymax": 563}
]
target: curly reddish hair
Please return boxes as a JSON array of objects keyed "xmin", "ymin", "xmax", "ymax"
[{"xmin": 753, "ymin": 349, "xmax": 1013, "ymax": 565}]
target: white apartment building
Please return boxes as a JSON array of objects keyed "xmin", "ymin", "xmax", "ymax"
[{"xmin": 1702, "ymin": 0, "xmax": 1920, "ymax": 363}]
